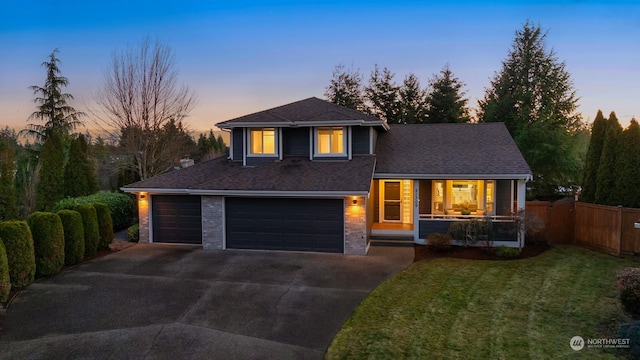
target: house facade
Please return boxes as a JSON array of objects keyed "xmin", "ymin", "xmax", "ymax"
[{"xmin": 123, "ymin": 97, "xmax": 532, "ymax": 255}]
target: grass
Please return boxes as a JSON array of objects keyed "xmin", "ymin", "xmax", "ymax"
[{"xmin": 326, "ymin": 245, "xmax": 638, "ymax": 359}]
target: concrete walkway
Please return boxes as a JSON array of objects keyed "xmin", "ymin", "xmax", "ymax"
[{"xmin": 0, "ymin": 244, "xmax": 412, "ymax": 359}]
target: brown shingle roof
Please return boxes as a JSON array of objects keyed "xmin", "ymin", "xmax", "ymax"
[
  {"xmin": 217, "ymin": 97, "xmax": 384, "ymax": 127},
  {"xmin": 374, "ymin": 123, "xmax": 532, "ymax": 177},
  {"xmin": 123, "ymin": 155, "xmax": 376, "ymax": 194}
]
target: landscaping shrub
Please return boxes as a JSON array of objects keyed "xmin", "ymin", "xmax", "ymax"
[
  {"xmin": 0, "ymin": 240, "xmax": 10, "ymax": 303},
  {"xmin": 27, "ymin": 212, "xmax": 65, "ymax": 278},
  {"xmin": 57, "ymin": 210, "xmax": 85, "ymax": 266},
  {"xmin": 128, "ymin": 223, "xmax": 139, "ymax": 243},
  {"xmin": 0, "ymin": 221, "xmax": 35, "ymax": 289},
  {"xmin": 73, "ymin": 204, "xmax": 100, "ymax": 257},
  {"xmin": 619, "ymin": 320, "xmax": 640, "ymax": 358},
  {"xmin": 427, "ymin": 233, "xmax": 451, "ymax": 251},
  {"xmin": 93, "ymin": 202, "xmax": 114, "ymax": 250},
  {"xmin": 448, "ymin": 218, "xmax": 493, "ymax": 246},
  {"xmin": 617, "ymin": 267, "xmax": 640, "ymax": 317},
  {"xmin": 53, "ymin": 192, "xmax": 135, "ymax": 231},
  {"xmin": 494, "ymin": 246, "xmax": 520, "ymax": 259}
]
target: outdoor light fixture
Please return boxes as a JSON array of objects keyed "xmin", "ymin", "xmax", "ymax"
[
  {"xmin": 140, "ymin": 193, "xmax": 146, "ymax": 199},
  {"xmin": 352, "ymin": 198, "xmax": 358, "ymax": 205}
]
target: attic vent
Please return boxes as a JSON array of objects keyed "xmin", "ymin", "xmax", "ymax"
[{"xmin": 180, "ymin": 158, "xmax": 194, "ymax": 168}]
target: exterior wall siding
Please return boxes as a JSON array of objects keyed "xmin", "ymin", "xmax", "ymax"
[
  {"xmin": 232, "ymin": 128, "xmax": 243, "ymax": 161},
  {"xmin": 352, "ymin": 126, "xmax": 370, "ymax": 154},
  {"xmin": 283, "ymin": 127, "xmax": 310, "ymax": 156},
  {"xmin": 344, "ymin": 196, "xmax": 367, "ymax": 255},
  {"xmin": 201, "ymin": 196, "xmax": 224, "ymax": 250}
]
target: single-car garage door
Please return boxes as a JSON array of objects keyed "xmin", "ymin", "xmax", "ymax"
[
  {"xmin": 152, "ymin": 195, "xmax": 202, "ymax": 244},
  {"xmin": 226, "ymin": 197, "xmax": 344, "ymax": 253}
]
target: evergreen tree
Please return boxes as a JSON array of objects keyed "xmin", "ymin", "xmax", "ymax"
[
  {"xmin": 613, "ymin": 119, "xmax": 640, "ymax": 208},
  {"xmin": 22, "ymin": 49, "xmax": 84, "ymax": 143},
  {"xmin": 36, "ymin": 131, "xmax": 65, "ymax": 211},
  {"xmin": 398, "ymin": 73, "xmax": 427, "ymax": 124},
  {"xmin": 424, "ymin": 65, "xmax": 471, "ymax": 123},
  {"xmin": 0, "ymin": 139, "xmax": 18, "ymax": 220},
  {"xmin": 594, "ymin": 112, "xmax": 622, "ymax": 205},
  {"xmin": 324, "ymin": 64, "xmax": 366, "ymax": 112},
  {"xmin": 365, "ymin": 65, "xmax": 400, "ymax": 123},
  {"xmin": 64, "ymin": 134, "xmax": 99, "ymax": 198},
  {"xmin": 478, "ymin": 21, "xmax": 583, "ymax": 198},
  {"xmin": 580, "ymin": 110, "xmax": 607, "ymax": 203}
]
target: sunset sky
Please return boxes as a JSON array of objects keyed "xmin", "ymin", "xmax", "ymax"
[{"xmin": 1, "ymin": 1, "xmax": 638, "ymax": 136}]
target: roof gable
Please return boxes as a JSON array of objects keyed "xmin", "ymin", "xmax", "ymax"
[
  {"xmin": 374, "ymin": 123, "xmax": 532, "ymax": 178},
  {"xmin": 217, "ymin": 97, "xmax": 387, "ymax": 129}
]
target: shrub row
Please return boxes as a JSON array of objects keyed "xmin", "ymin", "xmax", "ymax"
[
  {"xmin": 27, "ymin": 212, "xmax": 65, "ymax": 278},
  {"xmin": 0, "ymin": 221, "xmax": 35, "ymax": 289},
  {"xmin": 0, "ymin": 203, "xmax": 116, "ymax": 296},
  {"xmin": 0, "ymin": 240, "xmax": 9, "ymax": 303},
  {"xmin": 53, "ymin": 192, "xmax": 135, "ymax": 231}
]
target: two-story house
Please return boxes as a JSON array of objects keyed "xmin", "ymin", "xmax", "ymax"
[{"xmin": 123, "ymin": 97, "xmax": 532, "ymax": 255}]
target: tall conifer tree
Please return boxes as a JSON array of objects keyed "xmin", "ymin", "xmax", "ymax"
[
  {"xmin": 580, "ymin": 110, "xmax": 607, "ymax": 203},
  {"xmin": 594, "ymin": 112, "xmax": 622, "ymax": 205}
]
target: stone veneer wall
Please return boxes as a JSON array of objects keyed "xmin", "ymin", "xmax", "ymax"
[
  {"xmin": 344, "ymin": 196, "xmax": 367, "ymax": 255},
  {"xmin": 138, "ymin": 194, "xmax": 150, "ymax": 243},
  {"xmin": 201, "ymin": 196, "xmax": 224, "ymax": 250}
]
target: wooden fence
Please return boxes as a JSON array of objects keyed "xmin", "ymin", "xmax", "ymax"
[{"xmin": 526, "ymin": 200, "xmax": 640, "ymax": 256}]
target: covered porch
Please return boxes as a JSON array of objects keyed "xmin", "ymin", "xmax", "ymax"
[{"xmin": 368, "ymin": 178, "xmax": 528, "ymax": 248}]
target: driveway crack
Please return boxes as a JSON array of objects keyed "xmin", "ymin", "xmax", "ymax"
[{"xmin": 142, "ymin": 324, "xmax": 164, "ymax": 359}]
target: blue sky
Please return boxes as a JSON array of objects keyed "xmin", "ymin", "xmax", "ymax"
[{"xmin": 1, "ymin": 1, "xmax": 639, "ymax": 134}]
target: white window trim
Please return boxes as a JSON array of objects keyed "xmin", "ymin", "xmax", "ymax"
[
  {"xmin": 313, "ymin": 126, "xmax": 348, "ymax": 157},
  {"xmin": 247, "ymin": 128, "xmax": 278, "ymax": 157}
]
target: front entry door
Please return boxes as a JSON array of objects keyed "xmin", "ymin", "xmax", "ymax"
[{"xmin": 383, "ymin": 181, "xmax": 402, "ymax": 222}]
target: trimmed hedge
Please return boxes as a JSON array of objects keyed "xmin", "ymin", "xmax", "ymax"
[
  {"xmin": 53, "ymin": 192, "xmax": 135, "ymax": 231},
  {"xmin": 0, "ymin": 221, "xmax": 35, "ymax": 289},
  {"xmin": 618, "ymin": 267, "xmax": 640, "ymax": 317},
  {"xmin": 27, "ymin": 212, "xmax": 65, "ymax": 278},
  {"xmin": 94, "ymin": 202, "xmax": 114, "ymax": 250},
  {"xmin": 73, "ymin": 204, "xmax": 100, "ymax": 257},
  {"xmin": 0, "ymin": 240, "xmax": 10, "ymax": 303},
  {"xmin": 57, "ymin": 210, "xmax": 85, "ymax": 265}
]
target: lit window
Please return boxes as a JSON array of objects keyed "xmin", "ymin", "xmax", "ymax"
[
  {"xmin": 317, "ymin": 127, "xmax": 344, "ymax": 154},
  {"xmin": 250, "ymin": 128, "xmax": 275, "ymax": 154}
]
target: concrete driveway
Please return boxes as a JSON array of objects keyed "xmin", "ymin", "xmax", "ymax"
[{"xmin": 0, "ymin": 244, "xmax": 412, "ymax": 359}]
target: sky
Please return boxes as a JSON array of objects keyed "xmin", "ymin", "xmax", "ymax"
[{"xmin": 1, "ymin": 0, "xmax": 639, "ymax": 136}]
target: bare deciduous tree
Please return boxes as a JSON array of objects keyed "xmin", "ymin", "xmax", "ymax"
[{"xmin": 95, "ymin": 38, "xmax": 195, "ymax": 180}]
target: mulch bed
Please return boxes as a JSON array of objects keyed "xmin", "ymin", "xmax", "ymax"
[{"xmin": 414, "ymin": 241, "xmax": 550, "ymax": 262}]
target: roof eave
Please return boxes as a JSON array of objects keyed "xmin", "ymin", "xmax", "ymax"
[
  {"xmin": 218, "ymin": 119, "xmax": 388, "ymax": 129},
  {"xmin": 120, "ymin": 188, "xmax": 370, "ymax": 197},
  {"xmin": 373, "ymin": 173, "xmax": 533, "ymax": 181}
]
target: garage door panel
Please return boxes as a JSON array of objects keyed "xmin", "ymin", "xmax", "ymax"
[
  {"xmin": 152, "ymin": 195, "xmax": 202, "ymax": 244},
  {"xmin": 226, "ymin": 198, "xmax": 344, "ymax": 253}
]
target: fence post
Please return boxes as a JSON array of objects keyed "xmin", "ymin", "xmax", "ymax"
[{"xmin": 616, "ymin": 205, "xmax": 623, "ymax": 257}]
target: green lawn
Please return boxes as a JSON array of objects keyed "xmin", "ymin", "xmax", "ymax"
[{"xmin": 326, "ymin": 245, "xmax": 638, "ymax": 359}]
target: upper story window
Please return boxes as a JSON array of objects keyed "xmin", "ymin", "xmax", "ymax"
[
  {"xmin": 250, "ymin": 128, "xmax": 275, "ymax": 155},
  {"xmin": 316, "ymin": 127, "xmax": 345, "ymax": 155}
]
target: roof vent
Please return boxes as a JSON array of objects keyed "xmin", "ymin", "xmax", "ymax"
[{"xmin": 180, "ymin": 158, "xmax": 194, "ymax": 168}]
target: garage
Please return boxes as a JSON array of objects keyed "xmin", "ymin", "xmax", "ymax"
[
  {"xmin": 152, "ymin": 195, "xmax": 202, "ymax": 244},
  {"xmin": 225, "ymin": 197, "xmax": 344, "ymax": 253}
]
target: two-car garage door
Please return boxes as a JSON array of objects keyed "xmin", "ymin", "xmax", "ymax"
[
  {"xmin": 152, "ymin": 195, "xmax": 344, "ymax": 253},
  {"xmin": 225, "ymin": 198, "xmax": 344, "ymax": 253}
]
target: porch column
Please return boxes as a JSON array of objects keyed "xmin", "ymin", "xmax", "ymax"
[
  {"xmin": 414, "ymin": 180, "xmax": 421, "ymax": 243},
  {"xmin": 517, "ymin": 179, "xmax": 527, "ymax": 248},
  {"xmin": 517, "ymin": 180, "xmax": 526, "ymax": 211}
]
